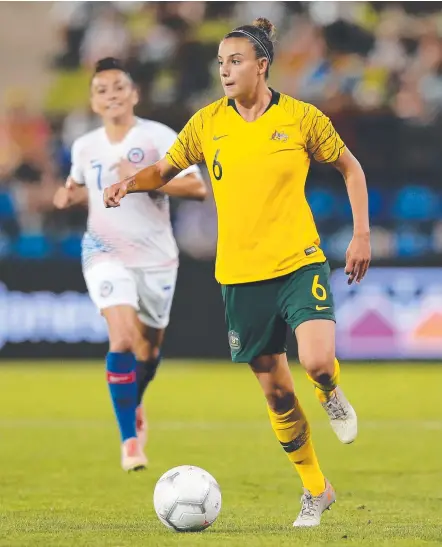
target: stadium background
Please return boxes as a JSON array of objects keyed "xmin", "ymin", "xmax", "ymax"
[
  {"xmin": 0, "ymin": 0, "xmax": 441, "ymax": 360},
  {"xmin": 1, "ymin": 3, "xmax": 442, "ymax": 546}
]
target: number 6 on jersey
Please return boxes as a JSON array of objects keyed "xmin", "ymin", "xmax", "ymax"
[{"xmin": 212, "ymin": 149, "xmax": 223, "ymax": 181}]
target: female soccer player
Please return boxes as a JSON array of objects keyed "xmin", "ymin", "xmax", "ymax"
[
  {"xmin": 54, "ymin": 57, "xmax": 206, "ymax": 472},
  {"xmin": 104, "ymin": 19, "xmax": 371, "ymax": 526}
]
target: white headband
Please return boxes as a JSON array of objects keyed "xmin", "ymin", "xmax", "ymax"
[{"xmin": 233, "ymin": 29, "xmax": 271, "ymax": 64}]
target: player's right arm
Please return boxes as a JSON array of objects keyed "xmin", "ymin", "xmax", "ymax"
[
  {"xmin": 104, "ymin": 111, "xmax": 204, "ymax": 208},
  {"xmin": 53, "ymin": 139, "xmax": 88, "ymax": 209},
  {"xmin": 53, "ymin": 177, "xmax": 88, "ymax": 209}
]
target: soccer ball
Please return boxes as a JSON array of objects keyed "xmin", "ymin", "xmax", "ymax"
[{"xmin": 153, "ymin": 465, "xmax": 222, "ymax": 532}]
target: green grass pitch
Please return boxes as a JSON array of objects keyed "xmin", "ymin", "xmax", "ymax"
[{"xmin": 0, "ymin": 361, "xmax": 441, "ymax": 546}]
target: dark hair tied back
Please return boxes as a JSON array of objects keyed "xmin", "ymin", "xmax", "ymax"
[
  {"xmin": 252, "ymin": 17, "xmax": 276, "ymax": 41},
  {"xmin": 224, "ymin": 17, "xmax": 276, "ymax": 78}
]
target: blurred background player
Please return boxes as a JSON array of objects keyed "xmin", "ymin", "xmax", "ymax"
[
  {"xmin": 104, "ymin": 18, "xmax": 370, "ymax": 525},
  {"xmin": 53, "ymin": 57, "xmax": 206, "ymax": 471}
]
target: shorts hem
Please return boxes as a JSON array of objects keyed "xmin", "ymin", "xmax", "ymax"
[
  {"xmin": 231, "ymin": 349, "xmax": 287, "ymax": 364},
  {"xmin": 97, "ymin": 301, "xmax": 139, "ymax": 312},
  {"xmin": 137, "ymin": 313, "xmax": 169, "ymax": 330},
  {"xmin": 289, "ymin": 314, "xmax": 336, "ymax": 332}
]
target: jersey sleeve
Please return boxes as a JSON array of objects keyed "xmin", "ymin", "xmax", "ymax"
[
  {"xmin": 302, "ymin": 104, "xmax": 345, "ymax": 163},
  {"xmin": 69, "ymin": 139, "xmax": 86, "ymax": 185},
  {"xmin": 153, "ymin": 122, "xmax": 202, "ymax": 179},
  {"xmin": 166, "ymin": 110, "xmax": 204, "ymax": 171}
]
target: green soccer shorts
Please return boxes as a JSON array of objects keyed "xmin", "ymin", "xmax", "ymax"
[{"xmin": 221, "ymin": 261, "xmax": 335, "ymax": 363}]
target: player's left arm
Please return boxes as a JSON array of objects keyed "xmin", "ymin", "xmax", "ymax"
[
  {"xmin": 113, "ymin": 159, "xmax": 206, "ymax": 201},
  {"xmin": 150, "ymin": 120, "xmax": 207, "ymax": 201},
  {"xmin": 332, "ymin": 148, "xmax": 371, "ymax": 285},
  {"xmin": 305, "ymin": 104, "xmax": 371, "ymax": 285}
]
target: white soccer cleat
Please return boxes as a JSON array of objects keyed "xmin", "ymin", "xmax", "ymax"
[
  {"xmin": 121, "ymin": 437, "xmax": 148, "ymax": 472},
  {"xmin": 293, "ymin": 480, "xmax": 336, "ymax": 528},
  {"xmin": 321, "ymin": 387, "xmax": 357, "ymax": 444},
  {"xmin": 136, "ymin": 405, "xmax": 148, "ymax": 448}
]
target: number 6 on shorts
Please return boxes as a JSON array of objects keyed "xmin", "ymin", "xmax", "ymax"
[{"xmin": 312, "ymin": 274, "xmax": 327, "ymax": 301}]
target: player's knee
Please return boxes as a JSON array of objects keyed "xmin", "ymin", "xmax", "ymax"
[
  {"xmin": 134, "ymin": 337, "xmax": 161, "ymax": 362},
  {"xmin": 301, "ymin": 353, "xmax": 334, "ymax": 382},
  {"xmin": 140, "ymin": 343, "xmax": 161, "ymax": 362},
  {"xmin": 266, "ymin": 388, "xmax": 295, "ymax": 414},
  {"xmin": 134, "ymin": 335, "xmax": 149, "ymax": 361},
  {"xmin": 109, "ymin": 330, "xmax": 137, "ymax": 353}
]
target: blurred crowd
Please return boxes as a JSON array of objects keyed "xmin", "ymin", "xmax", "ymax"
[{"xmin": 0, "ymin": 1, "xmax": 442, "ymax": 262}]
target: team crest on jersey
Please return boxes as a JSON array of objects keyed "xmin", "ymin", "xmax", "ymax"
[
  {"xmin": 228, "ymin": 330, "xmax": 241, "ymax": 352},
  {"xmin": 270, "ymin": 130, "xmax": 289, "ymax": 142},
  {"xmin": 127, "ymin": 147, "xmax": 145, "ymax": 164},
  {"xmin": 100, "ymin": 281, "xmax": 113, "ymax": 298}
]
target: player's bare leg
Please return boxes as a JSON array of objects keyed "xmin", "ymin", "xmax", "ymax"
[
  {"xmin": 135, "ymin": 404, "xmax": 148, "ymax": 448},
  {"xmin": 133, "ymin": 324, "xmax": 165, "ymax": 448},
  {"xmin": 103, "ymin": 305, "xmax": 148, "ymax": 471},
  {"xmin": 296, "ymin": 319, "xmax": 357, "ymax": 444},
  {"xmin": 250, "ymin": 353, "xmax": 334, "ymax": 527}
]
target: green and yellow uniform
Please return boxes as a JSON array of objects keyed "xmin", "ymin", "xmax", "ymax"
[{"xmin": 167, "ymin": 89, "xmax": 345, "ymax": 362}]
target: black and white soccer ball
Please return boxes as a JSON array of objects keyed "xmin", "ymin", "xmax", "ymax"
[{"xmin": 153, "ymin": 465, "xmax": 222, "ymax": 532}]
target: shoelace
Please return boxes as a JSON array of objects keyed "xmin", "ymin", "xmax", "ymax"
[
  {"xmin": 324, "ymin": 393, "xmax": 348, "ymax": 420},
  {"xmin": 299, "ymin": 493, "xmax": 320, "ymax": 518}
]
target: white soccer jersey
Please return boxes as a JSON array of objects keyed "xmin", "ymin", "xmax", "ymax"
[{"xmin": 70, "ymin": 118, "xmax": 201, "ymax": 270}]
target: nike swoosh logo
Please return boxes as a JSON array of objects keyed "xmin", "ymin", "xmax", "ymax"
[
  {"xmin": 316, "ymin": 305, "xmax": 330, "ymax": 311},
  {"xmin": 213, "ymin": 134, "xmax": 228, "ymax": 141}
]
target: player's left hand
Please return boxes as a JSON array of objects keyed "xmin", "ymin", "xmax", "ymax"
[{"xmin": 345, "ymin": 233, "xmax": 371, "ymax": 285}]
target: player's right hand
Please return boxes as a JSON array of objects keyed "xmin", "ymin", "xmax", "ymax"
[
  {"xmin": 53, "ymin": 178, "xmax": 75, "ymax": 209},
  {"xmin": 103, "ymin": 180, "xmax": 129, "ymax": 208}
]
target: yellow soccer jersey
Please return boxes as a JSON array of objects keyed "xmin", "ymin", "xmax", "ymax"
[{"xmin": 167, "ymin": 89, "xmax": 345, "ymax": 284}]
